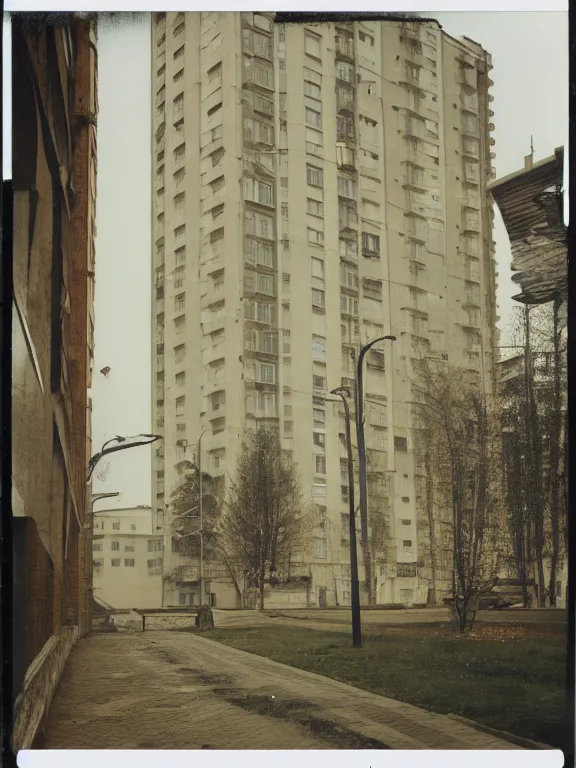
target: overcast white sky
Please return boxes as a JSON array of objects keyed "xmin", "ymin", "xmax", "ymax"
[{"xmin": 4, "ymin": 11, "xmax": 568, "ymax": 509}]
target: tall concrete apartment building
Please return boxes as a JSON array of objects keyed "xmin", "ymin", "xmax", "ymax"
[{"xmin": 151, "ymin": 13, "xmax": 498, "ymax": 608}]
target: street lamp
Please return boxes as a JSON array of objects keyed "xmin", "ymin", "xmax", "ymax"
[
  {"xmin": 330, "ymin": 387, "xmax": 362, "ymax": 648},
  {"xmin": 197, "ymin": 429, "xmax": 209, "ymax": 606},
  {"xmin": 354, "ymin": 335, "xmax": 396, "ymax": 604},
  {"xmin": 91, "ymin": 492, "xmax": 120, "ymax": 513},
  {"xmin": 87, "ymin": 433, "xmax": 162, "ymax": 483}
]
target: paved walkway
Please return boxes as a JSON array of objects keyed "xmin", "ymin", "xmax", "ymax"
[{"xmin": 44, "ymin": 631, "xmax": 520, "ymax": 750}]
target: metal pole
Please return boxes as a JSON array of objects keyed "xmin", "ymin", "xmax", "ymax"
[
  {"xmin": 354, "ymin": 336, "xmax": 396, "ymax": 605},
  {"xmin": 198, "ymin": 429, "xmax": 208, "ymax": 607},
  {"xmin": 331, "ymin": 388, "xmax": 361, "ymax": 647}
]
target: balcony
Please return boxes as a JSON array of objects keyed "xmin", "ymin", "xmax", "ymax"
[
  {"xmin": 174, "ymin": 565, "xmax": 199, "ymax": 584},
  {"xmin": 404, "ymin": 115, "xmax": 427, "ymax": 140},
  {"xmin": 339, "ymin": 205, "xmax": 358, "ymax": 232},
  {"xmin": 458, "ymin": 66, "xmax": 477, "ymax": 91},
  {"xmin": 335, "ymin": 35, "xmax": 355, "ymax": 61},
  {"xmin": 336, "ymin": 115, "xmax": 354, "ymax": 143},
  {"xmin": 460, "ymin": 92, "xmax": 478, "ymax": 114},
  {"xmin": 336, "ymin": 85, "xmax": 355, "ymax": 113},
  {"xmin": 201, "ymin": 285, "xmax": 225, "ymax": 310}
]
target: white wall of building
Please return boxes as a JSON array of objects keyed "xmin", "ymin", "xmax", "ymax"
[{"xmin": 92, "ymin": 507, "xmax": 163, "ymax": 609}]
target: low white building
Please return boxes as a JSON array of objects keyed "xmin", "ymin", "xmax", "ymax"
[{"xmin": 92, "ymin": 506, "xmax": 163, "ymax": 609}]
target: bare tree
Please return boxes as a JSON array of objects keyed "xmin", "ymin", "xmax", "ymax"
[
  {"xmin": 414, "ymin": 364, "xmax": 503, "ymax": 632},
  {"xmin": 220, "ymin": 426, "xmax": 312, "ymax": 611},
  {"xmin": 501, "ymin": 303, "xmax": 567, "ymax": 607}
]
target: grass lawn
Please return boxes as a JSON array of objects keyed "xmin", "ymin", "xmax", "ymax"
[{"xmin": 206, "ymin": 621, "xmax": 569, "ymax": 752}]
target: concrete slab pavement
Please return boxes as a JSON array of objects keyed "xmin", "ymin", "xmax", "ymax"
[{"xmin": 43, "ymin": 631, "xmax": 523, "ymax": 751}]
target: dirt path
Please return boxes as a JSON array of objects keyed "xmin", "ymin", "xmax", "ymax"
[{"xmin": 44, "ymin": 631, "xmax": 520, "ymax": 750}]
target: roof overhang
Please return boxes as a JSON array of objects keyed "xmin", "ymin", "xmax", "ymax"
[{"xmin": 488, "ymin": 147, "xmax": 566, "ymax": 305}]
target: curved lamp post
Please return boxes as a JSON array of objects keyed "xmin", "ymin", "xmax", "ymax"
[
  {"xmin": 330, "ymin": 387, "xmax": 362, "ymax": 648},
  {"xmin": 87, "ymin": 433, "xmax": 162, "ymax": 484},
  {"xmin": 354, "ymin": 336, "xmax": 396, "ymax": 605}
]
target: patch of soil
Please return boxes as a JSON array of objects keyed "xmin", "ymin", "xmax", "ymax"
[{"xmin": 212, "ymin": 691, "xmax": 389, "ymax": 749}]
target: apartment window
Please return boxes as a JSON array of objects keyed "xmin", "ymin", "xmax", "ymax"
[
  {"xmin": 311, "ymin": 257, "xmax": 325, "ymax": 279},
  {"xmin": 304, "ymin": 79, "xmax": 321, "ymax": 100},
  {"xmin": 174, "ymin": 192, "xmax": 185, "ymax": 212},
  {"xmin": 362, "ymin": 232, "xmax": 380, "ymax": 256},
  {"xmin": 111, "ymin": 559, "xmax": 120, "ymax": 567},
  {"xmin": 340, "ymin": 294, "xmax": 358, "ymax": 316},
  {"xmin": 124, "ymin": 558, "xmax": 136, "ymax": 568},
  {"xmin": 174, "ymin": 93, "xmax": 184, "ymax": 113},
  {"xmin": 93, "ymin": 543, "xmax": 102, "ymax": 552},
  {"xmin": 313, "ymin": 431, "xmax": 326, "ymax": 448},
  {"xmin": 173, "ymin": 266, "xmax": 185, "ymax": 289},
  {"xmin": 308, "ymin": 227, "xmax": 324, "ymax": 246},
  {"xmin": 337, "ymin": 175, "xmax": 356, "ymax": 199},
  {"xmin": 258, "ymin": 363, "xmax": 276, "ymax": 384},
  {"xmin": 311, "ymin": 288, "xmax": 325, "ymax": 309},
  {"xmin": 175, "ymin": 293, "xmax": 185, "ymax": 312},
  {"xmin": 174, "ymin": 44, "xmax": 184, "ymax": 60},
  {"xmin": 244, "ymin": 210, "xmax": 275, "ymax": 240},
  {"xmin": 307, "ymin": 198, "xmax": 324, "ymax": 217},
  {"xmin": 394, "ymin": 436, "xmax": 408, "ymax": 452},
  {"xmin": 208, "ymin": 61, "xmax": 222, "ymax": 82},
  {"xmin": 306, "ymin": 128, "xmax": 323, "ymax": 156},
  {"xmin": 207, "ymin": 102, "xmax": 222, "ymax": 118},
  {"xmin": 403, "ymin": 540, "xmax": 413, "ymax": 548},
  {"xmin": 210, "ymin": 227, "xmax": 224, "ymax": 244},
  {"xmin": 243, "ymin": 118, "xmax": 273, "ymax": 145},
  {"xmin": 173, "ymin": 68, "xmax": 184, "ymax": 83},
  {"xmin": 175, "ymin": 247, "xmax": 186, "ymax": 266},
  {"xmin": 336, "ymin": 60, "xmax": 355, "ymax": 83},
  {"xmin": 305, "ymin": 32, "xmax": 322, "ymax": 59},
  {"xmin": 176, "ymin": 423, "xmax": 186, "ymax": 432},
  {"xmin": 244, "ymin": 177, "xmax": 274, "ymax": 207},
  {"xmin": 111, "ymin": 541, "xmax": 120, "ymax": 551},
  {"xmin": 341, "ymin": 265, "xmax": 358, "ymax": 289},
  {"xmin": 257, "ymin": 274, "xmax": 274, "ymax": 295},
  {"xmin": 397, "ymin": 562, "xmax": 417, "ymax": 578},
  {"xmin": 175, "ymin": 372, "xmax": 185, "ymax": 387},
  {"xmin": 359, "ymin": 30, "xmax": 375, "ymax": 46},
  {"xmin": 211, "ymin": 125, "xmax": 223, "ymax": 142},
  {"xmin": 211, "ymin": 148, "xmax": 224, "ymax": 167},
  {"xmin": 313, "ymin": 374, "xmax": 326, "ymax": 390},
  {"xmin": 112, "ymin": 522, "xmax": 120, "ymax": 530},
  {"xmin": 174, "ymin": 344, "xmax": 186, "ymax": 363},
  {"xmin": 305, "ymin": 107, "xmax": 322, "ymax": 129},
  {"xmin": 176, "ymin": 396, "xmax": 185, "ymax": 416},
  {"xmin": 312, "ymin": 335, "xmax": 326, "ymax": 361},
  {"xmin": 148, "ymin": 540, "xmax": 164, "ymax": 552},
  {"xmin": 93, "ymin": 559, "xmax": 103, "ymax": 569},
  {"xmin": 314, "ymin": 536, "xmax": 327, "ymax": 559},
  {"xmin": 307, "ymin": 165, "xmax": 323, "ymax": 187},
  {"xmin": 283, "ymin": 329, "xmax": 291, "ymax": 353},
  {"xmin": 173, "ymin": 143, "xmax": 185, "ymax": 163},
  {"xmin": 313, "ymin": 409, "xmax": 326, "ymax": 428}
]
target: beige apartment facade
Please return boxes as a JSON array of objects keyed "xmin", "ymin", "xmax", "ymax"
[
  {"xmin": 92, "ymin": 507, "xmax": 163, "ymax": 609},
  {"xmin": 151, "ymin": 13, "xmax": 498, "ymax": 608}
]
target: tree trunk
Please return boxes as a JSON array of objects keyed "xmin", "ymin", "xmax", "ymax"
[
  {"xmin": 259, "ymin": 568, "xmax": 266, "ymax": 611},
  {"xmin": 524, "ymin": 307, "xmax": 546, "ymax": 607},
  {"xmin": 424, "ymin": 442, "xmax": 438, "ymax": 605},
  {"xmin": 547, "ymin": 298, "xmax": 563, "ymax": 607}
]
